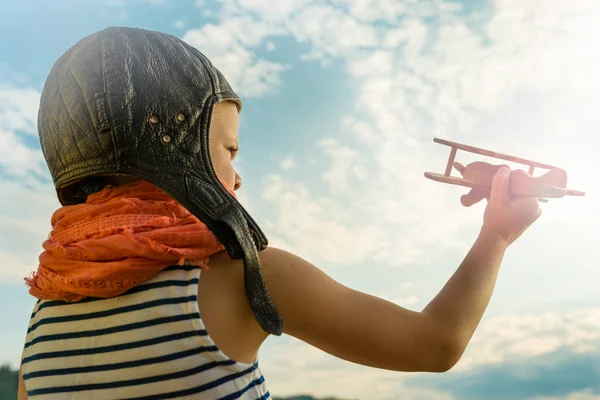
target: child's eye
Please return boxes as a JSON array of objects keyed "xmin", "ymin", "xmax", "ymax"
[{"xmin": 228, "ymin": 147, "xmax": 239, "ymax": 158}]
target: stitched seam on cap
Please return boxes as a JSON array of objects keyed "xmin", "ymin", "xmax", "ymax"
[{"xmin": 100, "ymin": 28, "xmax": 120, "ymax": 170}]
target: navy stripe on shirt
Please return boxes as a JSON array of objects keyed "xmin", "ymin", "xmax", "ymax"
[
  {"xmin": 27, "ymin": 295, "xmax": 198, "ymax": 333},
  {"xmin": 217, "ymin": 376, "xmax": 266, "ymax": 400},
  {"xmin": 30, "ymin": 277, "xmax": 199, "ymax": 319},
  {"xmin": 25, "ymin": 313, "xmax": 204, "ymax": 348},
  {"xmin": 120, "ymin": 364, "xmax": 260, "ymax": 400},
  {"xmin": 27, "ymin": 360, "xmax": 256, "ymax": 396},
  {"xmin": 22, "ymin": 330, "xmax": 204, "ymax": 364},
  {"xmin": 23, "ymin": 346, "xmax": 225, "ymax": 379}
]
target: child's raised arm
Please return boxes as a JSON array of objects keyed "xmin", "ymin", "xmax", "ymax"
[{"xmin": 260, "ymin": 167, "xmax": 541, "ymax": 372}]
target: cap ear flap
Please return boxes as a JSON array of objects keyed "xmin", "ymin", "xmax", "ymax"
[{"xmin": 220, "ymin": 208, "xmax": 283, "ymax": 336}]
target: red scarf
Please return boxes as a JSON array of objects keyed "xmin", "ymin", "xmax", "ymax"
[{"xmin": 25, "ymin": 180, "xmax": 228, "ymax": 302}]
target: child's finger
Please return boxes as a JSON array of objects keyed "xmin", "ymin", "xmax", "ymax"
[
  {"xmin": 461, "ymin": 189, "xmax": 487, "ymax": 207},
  {"xmin": 490, "ymin": 166, "xmax": 511, "ymax": 202}
]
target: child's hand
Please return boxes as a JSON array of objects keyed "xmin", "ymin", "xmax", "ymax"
[
  {"xmin": 455, "ymin": 161, "xmax": 508, "ymax": 207},
  {"xmin": 482, "ymin": 167, "xmax": 542, "ymax": 245}
]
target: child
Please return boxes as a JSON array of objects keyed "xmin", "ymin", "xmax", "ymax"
[{"xmin": 18, "ymin": 27, "xmax": 541, "ymax": 399}]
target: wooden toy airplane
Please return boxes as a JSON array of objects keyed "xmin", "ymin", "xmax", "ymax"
[{"xmin": 425, "ymin": 138, "xmax": 585, "ymax": 203}]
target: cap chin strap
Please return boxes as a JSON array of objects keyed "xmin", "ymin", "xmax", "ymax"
[
  {"xmin": 220, "ymin": 208, "xmax": 284, "ymax": 336},
  {"xmin": 180, "ymin": 173, "xmax": 283, "ymax": 336}
]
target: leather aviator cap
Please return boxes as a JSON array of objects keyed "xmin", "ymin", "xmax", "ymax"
[{"xmin": 37, "ymin": 26, "xmax": 283, "ymax": 335}]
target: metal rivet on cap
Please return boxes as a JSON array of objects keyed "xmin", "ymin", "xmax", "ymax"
[
  {"xmin": 149, "ymin": 115, "xmax": 159, "ymax": 124},
  {"xmin": 162, "ymin": 135, "xmax": 171, "ymax": 143},
  {"xmin": 176, "ymin": 113, "xmax": 185, "ymax": 122}
]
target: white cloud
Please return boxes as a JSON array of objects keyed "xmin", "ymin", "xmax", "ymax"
[
  {"xmin": 280, "ymin": 157, "xmax": 296, "ymax": 170},
  {"xmin": 261, "ymin": 174, "xmax": 387, "ymax": 265},
  {"xmin": 260, "ymin": 307, "xmax": 600, "ymax": 399},
  {"xmin": 262, "ymin": 337, "xmax": 455, "ymax": 400},
  {"xmin": 0, "ymin": 129, "xmax": 46, "ymax": 178},
  {"xmin": 199, "ymin": 0, "xmax": 600, "ymax": 270},
  {"xmin": 330, "ymin": 0, "xmax": 408, "ymax": 23},
  {"xmin": 0, "ymin": 83, "xmax": 40, "ymax": 134},
  {"xmin": 319, "ymin": 138, "xmax": 367, "ymax": 193},
  {"xmin": 0, "ymin": 84, "xmax": 47, "ymax": 180},
  {"xmin": 0, "ymin": 83, "xmax": 58, "ymax": 282},
  {"xmin": 391, "ymin": 295, "xmax": 420, "ymax": 308},
  {"xmin": 221, "ymin": 0, "xmax": 314, "ymax": 23},
  {"xmin": 0, "ymin": 179, "xmax": 58, "ymax": 282},
  {"xmin": 456, "ymin": 308, "xmax": 600, "ymax": 371},
  {"xmin": 287, "ymin": 4, "xmax": 379, "ymax": 57},
  {"xmin": 182, "ymin": 15, "xmax": 288, "ymax": 97},
  {"xmin": 0, "ymin": 85, "xmax": 47, "ymax": 180}
]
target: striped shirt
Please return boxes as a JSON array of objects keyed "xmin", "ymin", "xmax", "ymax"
[{"xmin": 21, "ymin": 265, "xmax": 271, "ymax": 399}]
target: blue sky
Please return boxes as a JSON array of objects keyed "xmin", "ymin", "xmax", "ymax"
[{"xmin": 1, "ymin": 0, "xmax": 599, "ymax": 399}]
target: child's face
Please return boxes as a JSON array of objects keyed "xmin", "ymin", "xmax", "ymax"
[{"xmin": 209, "ymin": 101, "xmax": 242, "ymax": 191}]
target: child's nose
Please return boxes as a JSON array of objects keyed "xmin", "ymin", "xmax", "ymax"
[{"xmin": 234, "ymin": 172, "xmax": 243, "ymax": 191}]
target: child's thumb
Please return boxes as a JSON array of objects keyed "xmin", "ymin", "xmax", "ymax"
[{"xmin": 490, "ymin": 166, "xmax": 511, "ymax": 201}]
